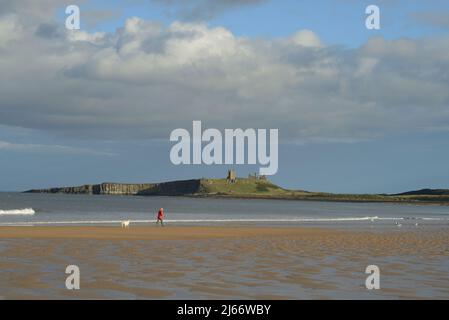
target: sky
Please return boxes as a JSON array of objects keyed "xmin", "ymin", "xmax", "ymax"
[{"xmin": 1, "ymin": 0, "xmax": 449, "ymax": 193}]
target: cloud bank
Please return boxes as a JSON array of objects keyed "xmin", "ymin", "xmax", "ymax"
[{"xmin": 0, "ymin": 3, "xmax": 449, "ymax": 144}]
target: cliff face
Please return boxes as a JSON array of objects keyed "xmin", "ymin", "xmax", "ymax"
[
  {"xmin": 25, "ymin": 180, "xmax": 203, "ymax": 196},
  {"xmin": 93, "ymin": 183, "xmax": 155, "ymax": 195},
  {"xmin": 139, "ymin": 180, "xmax": 202, "ymax": 196}
]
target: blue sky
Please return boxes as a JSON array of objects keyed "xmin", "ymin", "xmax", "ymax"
[
  {"xmin": 74, "ymin": 0, "xmax": 449, "ymax": 45},
  {"xmin": 1, "ymin": 0, "xmax": 449, "ymax": 193}
]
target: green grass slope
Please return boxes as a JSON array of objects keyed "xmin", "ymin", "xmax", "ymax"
[
  {"xmin": 198, "ymin": 178, "xmax": 311, "ymax": 199},
  {"xmin": 196, "ymin": 178, "xmax": 449, "ymax": 203}
]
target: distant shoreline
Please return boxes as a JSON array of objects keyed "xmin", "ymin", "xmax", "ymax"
[
  {"xmin": 22, "ymin": 177, "xmax": 449, "ymax": 206},
  {"xmin": 184, "ymin": 193, "xmax": 449, "ymax": 206}
]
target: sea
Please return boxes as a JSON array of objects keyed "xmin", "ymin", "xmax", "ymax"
[{"xmin": 1, "ymin": 192, "xmax": 449, "ymax": 228}]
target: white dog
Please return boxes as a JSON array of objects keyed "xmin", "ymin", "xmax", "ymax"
[{"xmin": 121, "ymin": 220, "xmax": 130, "ymax": 228}]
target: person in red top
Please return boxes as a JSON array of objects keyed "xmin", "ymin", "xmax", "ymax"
[{"xmin": 156, "ymin": 208, "xmax": 164, "ymax": 226}]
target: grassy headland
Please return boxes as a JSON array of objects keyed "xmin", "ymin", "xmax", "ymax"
[{"xmin": 25, "ymin": 177, "xmax": 449, "ymax": 205}]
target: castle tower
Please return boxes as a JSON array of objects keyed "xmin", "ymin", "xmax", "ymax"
[{"xmin": 227, "ymin": 169, "xmax": 236, "ymax": 184}]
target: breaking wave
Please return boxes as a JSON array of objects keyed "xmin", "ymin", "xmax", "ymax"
[{"xmin": 0, "ymin": 208, "xmax": 36, "ymax": 215}]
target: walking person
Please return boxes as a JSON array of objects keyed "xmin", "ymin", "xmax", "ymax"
[{"xmin": 156, "ymin": 207, "xmax": 165, "ymax": 226}]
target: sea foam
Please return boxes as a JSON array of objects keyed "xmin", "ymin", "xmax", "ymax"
[{"xmin": 0, "ymin": 208, "xmax": 35, "ymax": 215}]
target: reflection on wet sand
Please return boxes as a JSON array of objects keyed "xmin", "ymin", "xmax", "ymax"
[{"xmin": 0, "ymin": 226, "xmax": 448, "ymax": 299}]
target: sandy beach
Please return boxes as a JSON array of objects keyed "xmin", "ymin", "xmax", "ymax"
[
  {"xmin": 0, "ymin": 226, "xmax": 334, "ymax": 240},
  {"xmin": 0, "ymin": 226, "xmax": 448, "ymax": 299}
]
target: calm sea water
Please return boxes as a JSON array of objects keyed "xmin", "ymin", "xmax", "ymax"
[{"xmin": 1, "ymin": 192, "xmax": 449, "ymax": 228}]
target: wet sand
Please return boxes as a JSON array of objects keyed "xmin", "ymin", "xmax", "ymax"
[
  {"xmin": 0, "ymin": 226, "xmax": 448, "ymax": 299},
  {"xmin": 0, "ymin": 226, "xmax": 338, "ymax": 240}
]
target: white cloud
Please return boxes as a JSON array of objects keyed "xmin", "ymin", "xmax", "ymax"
[
  {"xmin": 0, "ymin": 15, "xmax": 23, "ymax": 44},
  {"xmin": 0, "ymin": 8, "xmax": 448, "ymax": 145},
  {"xmin": 290, "ymin": 29, "xmax": 323, "ymax": 48}
]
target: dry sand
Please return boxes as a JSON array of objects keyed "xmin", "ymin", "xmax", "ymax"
[{"xmin": 0, "ymin": 226, "xmax": 448, "ymax": 299}]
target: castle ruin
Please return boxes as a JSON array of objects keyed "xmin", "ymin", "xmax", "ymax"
[{"xmin": 227, "ymin": 169, "xmax": 237, "ymax": 183}]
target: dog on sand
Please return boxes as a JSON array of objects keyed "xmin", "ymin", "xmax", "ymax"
[{"xmin": 121, "ymin": 220, "xmax": 130, "ymax": 228}]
